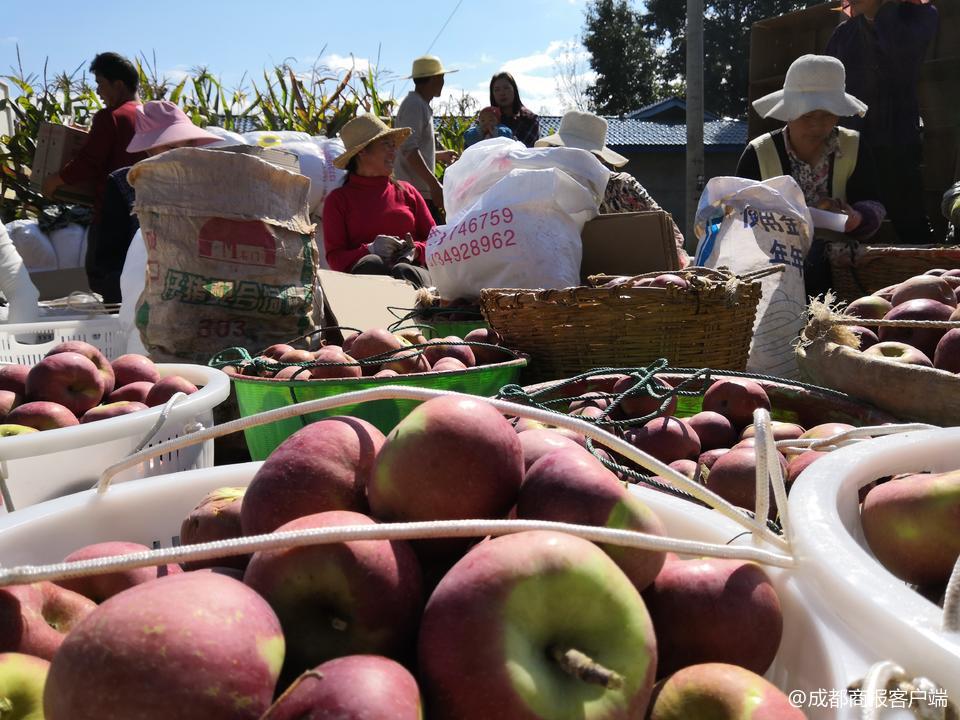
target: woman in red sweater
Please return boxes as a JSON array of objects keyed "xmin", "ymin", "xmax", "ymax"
[{"xmin": 323, "ymin": 115, "xmax": 434, "ymax": 288}]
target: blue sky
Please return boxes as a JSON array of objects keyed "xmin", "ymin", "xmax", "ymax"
[{"xmin": 1, "ymin": 0, "xmax": 598, "ymax": 116}]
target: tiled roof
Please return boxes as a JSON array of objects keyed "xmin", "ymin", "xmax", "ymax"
[
  {"xmin": 537, "ymin": 116, "xmax": 747, "ymax": 150},
  {"xmin": 626, "ymin": 97, "xmax": 719, "ymax": 122}
]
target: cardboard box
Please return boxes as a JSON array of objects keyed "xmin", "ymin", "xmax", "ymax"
[
  {"xmin": 29, "ymin": 122, "xmax": 96, "ymax": 206},
  {"xmin": 29, "ymin": 267, "xmax": 91, "ymax": 301},
  {"xmin": 317, "ymin": 268, "xmax": 418, "ymax": 332},
  {"xmin": 579, "ymin": 210, "xmax": 680, "ymax": 282}
]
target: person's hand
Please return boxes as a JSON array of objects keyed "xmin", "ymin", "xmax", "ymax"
[
  {"xmin": 41, "ymin": 174, "xmax": 64, "ymax": 199},
  {"xmin": 436, "ymin": 149, "xmax": 459, "ymax": 166},
  {"xmin": 369, "ymin": 235, "xmax": 406, "ymax": 261},
  {"xmin": 841, "ymin": 201, "xmax": 863, "ymax": 232},
  {"xmin": 392, "ymin": 233, "xmax": 417, "ymax": 265}
]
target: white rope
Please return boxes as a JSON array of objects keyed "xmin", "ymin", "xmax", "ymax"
[
  {"xmin": 753, "ymin": 407, "xmax": 773, "ymax": 535},
  {"xmin": 776, "ymin": 423, "xmax": 938, "ymax": 454},
  {"xmin": 861, "ymin": 661, "xmax": 907, "ymax": 720},
  {"xmin": 96, "ymin": 385, "xmax": 789, "ymax": 550},
  {"xmin": 131, "ymin": 392, "xmax": 189, "ymax": 454},
  {"xmin": 942, "ymin": 555, "xmax": 960, "ymax": 633},
  {"xmin": 0, "ymin": 518, "xmax": 795, "ymax": 588}
]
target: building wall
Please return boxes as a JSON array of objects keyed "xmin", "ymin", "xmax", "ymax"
[{"xmin": 619, "ymin": 149, "xmax": 744, "ymax": 248}]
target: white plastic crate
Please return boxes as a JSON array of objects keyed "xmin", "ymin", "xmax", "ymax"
[
  {"xmin": 0, "ymin": 363, "xmax": 230, "ymax": 512},
  {"xmin": 0, "ymin": 315, "xmax": 127, "ymax": 365},
  {"xmin": 789, "ymin": 427, "xmax": 960, "ymax": 702}
]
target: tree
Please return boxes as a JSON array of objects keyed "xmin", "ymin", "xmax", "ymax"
[
  {"xmin": 642, "ymin": 0, "xmax": 822, "ymax": 118},
  {"xmin": 553, "ymin": 40, "xmax": 593, "ymax": 113},
  {"xmin": 583, "ymin": 0, "xmax": 663, "ymax": 115}
]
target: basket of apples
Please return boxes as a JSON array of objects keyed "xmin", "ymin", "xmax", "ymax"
[
  {"xmin": 0, "ymin": 342, "xmax": 230, "ymax": 512},
  {"xmin": 796, "ymin": 271, "xmax": 960, "ymax": 426},
  {"xmin": 210, "ymin": 326, "xmax": 526, "ymax": 460},
  {"xmin": 826, "ymin": 241, "xmax": 960, "ymax": 303},
  {"xmin": 0, "ymin": 386, "xmax": 949, "ymax": 719}
]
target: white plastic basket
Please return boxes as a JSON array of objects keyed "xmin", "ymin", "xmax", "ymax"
[
  {"xmin": 789, "ymin": 427, "xmax": 960, "ymax": 702},
  {"xmin": 0, "ymin": 388, "xmax": 946, "ymax": 720},
  {"xmin": 0, "ymin": 315, "xmax": 127, "ymax": 365},
  {"xmin": 0, "ymin": 363, "xmax": 230, "ymax": 512}
]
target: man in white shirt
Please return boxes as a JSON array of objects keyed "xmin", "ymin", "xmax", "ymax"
[{"xmin": 394, "ymin": 55, "xmax": 459, "ymax": 223}]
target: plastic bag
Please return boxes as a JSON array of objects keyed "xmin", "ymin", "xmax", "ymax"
[
  {"xmin": 694, "ymin": 176, "xmax": 813, "ymax": 379},
  {"xmin": 5, "ymin": 220, "xmax": 57, "ymax": 272},
  {"xmin": 281, "ymin": 138, "xmax": 346, "ymax": 215},
  {"xmin": 48, "ymin": 223, "xmax": 87, "ymax": 269},
  {"xmin": 241, "ymin": 130, "xmax": 311, "ymax": 148},
  {"xmin": 442, "ymin": 137, "xmax": 610, "ymax": 220},
  {"xmin": 0, "ymin": 223, "xmax": 40, "ymax": 324},
  {"xmin": 426, "ymin": 167, "xmax": 599, "ymax": 301},
  {"xmin": 119, "ymin": 229, "xmax": 149, "ymax": 354},
  {"xmin": 203, "ymin": 126, "xmax": 247, "ymax": 147}
]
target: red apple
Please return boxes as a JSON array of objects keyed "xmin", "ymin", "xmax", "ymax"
[
  {"xmin": 704, "ymin": 447, "xmax": 786, "ymax": 517},
  {"xmin": 611, "ymin": 375, "xmax": 678, "ymax": 419},
  {"xmin": 849, "ymin": 324, "xmax": 880, "ymax": 350},
  {"xmin": 0, "ymin": 389, "xmax": 20, "ymax": 419},
  {"xmin": 25, "ymin": 353, "xmax": 105, "ymax": 417},
  {"xmin": 44, "ymin": 572, "xmax": 285, "ymax": 720},
  {"xmin": 373, "ymin": 368, "xmax": 400, "ymax": 378},
  {"xmin": 423, "ymin": 337, "xmax": 476, "ymax": 367},
  {"xmin": 80, "ymin": 401, "xmax": 149, "ymax": 423},
  {"xmin": 5, "ymin": 401, "xmax": 79, "ymax": 431},
  {"xmin": 180, "ymin": 487, "xmax": 248, "ymax": 571},
  {"xmin": 263, "ymin": 344, "xmax": 296, "ymax": 361},
  {"xmin": 785, "ymin": 450, "xmax": 827, "ymax": 485},
  {"xmin": 517, "ymin": 428, "xmax": 584, "ymax": 471},
  {"xmin": 625, "ymin": 416, "xmax": 701, "ymax": 465},
  {"xmin": 890, "ymin": 275, "xmax": 957, "ymax": 307},
  {"xmin": 740, "ymin": 421, "xmax": 805, "ymax": 442},
  {"xmin": 272, "ymin": 366, "xmax": 313, "ymax": 381},
  {"xmin": 110, "ymin": 354, "xmax": 160, "ymax": 386},
  {"xmin": 878, "ymin": 298, "xmax": 954, "ymax": 360},
  {"xmin": 46, "ymin": 341, "xmax": 115, "ymax": 395},
  {"xmin": 107, "ymin": 381, "xmax": 154, "ymax": 403},
  {"xmin": 650, "ymin": 273, "xmax": 689, "ymax": 290},
  {"xmin": 0, "ymin": 365, "xmax": 29, "ymax": 396},
  {"xmin": 934, "ymin": 328, "xmax": 960, "ymax": 373},
  {"xmin": 701, "ymin": 378, "xmax": 771, "ymax": 430},
  {"xmin": 685, "ymin": 411, "xmax": 737, "ymax": 451},
  {"xmin": 462, "ymin": 328, "xmax": 506, "ymax": 366},
  {"xmin": 864, "ymin": 341, "xmax": 933, "ymax": 367},
  {"xmin": 698, "ymin": 447, "xmax": 728, "ymax": 470},
  {"xmin": 845, "ymin": 295, "xmax": 892, "ymax": 320},
  {"xmin": 0, "ymin": 582, "xmax": 96, "ymax": 660},
  {"xmin": 308, "ymin": 345, "xmax": 362, "ymax": 379},
  {"xmin": 144, "ymin": 375, "xmax": 198, "ymax": 407},
  {"xmin": 55, "ymin": 541, "xmax": 182, "ymax": 602}
]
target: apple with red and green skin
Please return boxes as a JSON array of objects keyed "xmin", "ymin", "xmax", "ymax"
[
  {"xmin": 278, "ymin": 348, "xmax": 315, "ymax": 364},
  {"xmin": 568, "ymin": 391, "xmax": 612, "ymax": 414},
  {"xmin": 697, "ymin": 448, "xmax": 728, "ymax": 471},
  {"xmin": 611, "ymin": 375, "xmax": 677, "ymax": 420},
  {"xmin": 44, "ymin": 572, "xmax": 285, "ymax": 720},
  {"xmin": 55, "ymin": 541, "xmax": 182, "ymax": 603},
  {"xmin": 0, "ymin": 365, "xmax": 29, "ymax": 396},
  {"xmin": 242, "ymin": 416, "xmax": 384, "ymax": 535},
  {"xmin": 367, "ymin": 396, "xmax": 523, "ymax": 562},
  {"xmin": 861, "ymin": 470, "xmax": 960, "ymax": 586},
  {"xmin": 845, "ymin": 294, "xmax": 892, "ymax": 320},
  {"xmin": 25, "ymin": 352, "xmax": 105, "ymax": 417},
  {"xmin": 849, "ymin": 324, "xmax": 880, "ymax": 350},
  {"xmin": 373, "ymin": 368, "xmax": 400, "ymax": 379},
  {"xmin": 701, "ymin": 378, "xmax": 771, "ymax": 430},
  {"xmin": 864, "ymin": 341, "xmax": 933, "ymax": 367},
  {"xmin": 0, "ymin": 652, "xmax": 49, "ymax": 720},
  {"xmin": 517, "ymin": 448, "xmax": 667, "ymax": 592},
  {"xmin": 517, "ymin": 428, "xmax": 585, "ymax": 471},
  {"xmin": 418, "ymin": 531, "xmax": 657, "ymax": 720},
  {"xmin": 0, "ymin": 424, "xmax": 37, "ymax": 437},
  {"xmin": 462, "ymin": 327, "xmax": 504, "ymax": 365},
  {"xmin": 648, "ymin": 663, "xmax": 805, "ymax": 720},
  {"xmin": 0, "ymin": 389, "xmax": 20, "ymax": 419},
  {"xmin": 306, "ymin": 345, "xmax": 362, "ymax": 379},
  {"xmin": 180, "ymin": 487, "xmax": 248, "ymax": 571},
  {"xmin": 785, "ymin": 450, "xmax": 827, "ymax": 485},
  {"xmin": 890, "ymin": 275, "xmax": 957, "ymax": 308},
  {"xmin": 395, "ymin": 329, "xmax": 427, "ymax": 347},
  {"xmin": 643, "ymin": 557, "xmax": 783, "ymax": 678},
  {"xmin": 873, "ymin": 284, "xmax": 898, "ymax": 302},
  {"xmin": 263, "ymin": 344, "xmax": 296, "ymax": 361},
  {"xmin": 348, "ymin": 329, "xmax": 406, "ymax": 376},
  {"xmin": 144, "ymin": 375, "xmax": 198, "ymax": 407},
  {"xmin": 110, "ymin": 353, "xmax": 160, "ymax": 387},
  {"xmin": 423, "ymin": 337, "xmax": 476, "ymax": 368},
  {"xmin": 0, "ymin": 581, "xmax": 96, "ymax": 660},
  {"xmin": 685, "ymin": 411, "xmax": 737, "ymax": 452},
  {"xmin": 262, "ymin": 655, "xmax": 423, "ymax": 720},
  {"xmin": 107, "ymin": 381, "xmax": 153, "ymax": 404},
  {"xmin": 46, "ymin": 341, "xmax": 115, "ymax": 396},
  {"xmin": 878, "ymin": 298, "xmax": 955, "ymax": 359},
  {"xmin": 243, "ymin": 511, "xmax": 424, "ymax": 680},
  {"xmin": 934, "ymin": 328, "xmax": 960, "ymax": 373},
  {"xmin": 431, "ymin": 357, "xmax": 467, "ymax": 373},
  {"xmin": 740, "ymin": 421, "xmax": 805, "ymax": 442},
  {"xmin": 624, "ymin": 416, "xmax": 701, "ymax": 465},
  {"xmin": 5, "ymin": 402, "xmax": 78, "ymax": 431},
  {"xmin": 382, "ymin": 336, "xmax": 430, "ymax": 375},
  {"xmin": 272, "ymin": 365, "xmax": 313, "ymax": 381},
  {"xmin": 704, "ymin": 447, "xmax": 787, "ymax": 517},
  {"xmin": 80, "ymin": 401, "xmax": 149, "ymax": 423}
]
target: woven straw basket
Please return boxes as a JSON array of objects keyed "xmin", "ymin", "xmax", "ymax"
[
  {"xmin": 826, "ymin": 241, "xmax": 960, "ymax": 303},
  {"xmin": 479, "ymin": 266, "xmax": 773, "ymax": 384}
]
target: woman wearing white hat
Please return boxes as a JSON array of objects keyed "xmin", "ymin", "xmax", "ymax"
[
  {"xmin": 322, "ymin": 114, "xmax": 434, "ymax": 288},
  {"xmin": 738, "ymin": 54, "xmax": 886, "ymax": 296},
  {"xmin": 536, "ymin": 110, "xmax": 689, "ymax": 267}
]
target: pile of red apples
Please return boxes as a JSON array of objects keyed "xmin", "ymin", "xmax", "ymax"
[
  {"xmin": 0, "ymin": 390, "xmax": 814, "ymax": 719},
  {"xmin": 0, "ymin": 344, "xmax": 198, "ymax": 435},
  {"xmin": 222, "ymin": 327, "xmax": 510, "ymax": 381},
  {"xmin": 844, "ymin": 269, "xmax": 960, "ymax": 372}
]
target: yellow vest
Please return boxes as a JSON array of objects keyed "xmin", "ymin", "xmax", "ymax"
[{"xmin": 749, "ymin": 128, "xmax": 860, "ymax": 202}]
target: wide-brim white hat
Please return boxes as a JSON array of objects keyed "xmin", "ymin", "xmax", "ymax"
[
  {"xmin": 406, "ymin": 55, "xmax": 458, "ymax": 80},
  {"xmin": 753, "ymin": 54, "xmax": 867, "ymax": 122},
  {"xmin": 534, "ymin": 110, "xmax": 628, "ymax": 168}
]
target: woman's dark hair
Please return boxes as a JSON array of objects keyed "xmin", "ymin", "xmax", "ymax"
[
  {"xmin": 89, "ymin": 52, "xmax": 139, "ymax": 93},
  {"xmin": 489, "ymin": 72, "xmax": 522, "ymax": 115}
]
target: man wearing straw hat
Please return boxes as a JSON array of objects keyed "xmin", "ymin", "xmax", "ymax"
[{"xmin": 393, "ymin": 55, "xmax": 460, "ymax": 223}]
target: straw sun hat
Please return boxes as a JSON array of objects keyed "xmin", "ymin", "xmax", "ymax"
[
  {"xmin": 752, "ymin": 54, "xmax": 867, "ymax": 122},
  {"xmin": 333, "ymin": 115, "xmax": 412, "ymax": 170},
  {"xmin": 534, "ymin": 110, "xmax": 628, "ymax": 168},
  {"xmin": 407, "ymin": 55, "xmax": 458, "ymax": 80}
]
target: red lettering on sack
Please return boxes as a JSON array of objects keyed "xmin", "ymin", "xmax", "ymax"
[{"xmin": 197, "ymin": 218, "xmax": 277, "ymax": 267}]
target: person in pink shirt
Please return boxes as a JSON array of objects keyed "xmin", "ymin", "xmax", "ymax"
[{"xmin": 323, "ymin": 115, "xmax": 434, "ymax": 288}]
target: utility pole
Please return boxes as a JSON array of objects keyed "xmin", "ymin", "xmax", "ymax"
[{"xmin": 685, "ymin": 0, "xmax": 705, "ymax": 254}]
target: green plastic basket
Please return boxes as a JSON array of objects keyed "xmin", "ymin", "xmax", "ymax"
[
  {"xmin": 233, "ymin": 359, "xmax": 527, "ymax": 460},
  {"xmin": 387, "ymin": 306, "xmax": 488, "ymax": 340},
  {"xmin": 420, "ymin": 319, "xmax": 489, "ymax": 340}
]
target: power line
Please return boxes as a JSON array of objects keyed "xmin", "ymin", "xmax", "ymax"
[{"xmin": 425, "ymin": 0, "xmax": 465, "ymax": 56}]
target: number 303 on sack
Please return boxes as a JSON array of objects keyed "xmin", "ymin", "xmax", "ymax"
[{"xmin": 427, "ymin": 207, "xmax": 517, "ymax": 267}]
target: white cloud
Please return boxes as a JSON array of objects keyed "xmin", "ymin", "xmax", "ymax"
[
  {"xmin": 483, "ymin": 40, "xmax": 596, "ymax": 115},
  {"xmin": 320, "ymin": 53, "xmax": 371, "ymax": 75},
  {"xmin": 479, "ymin": 53, "xmax": 495, "ymax": 65}
]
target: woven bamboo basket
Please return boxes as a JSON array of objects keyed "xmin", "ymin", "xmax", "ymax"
[
  {"xmin": 826, "ymin": 240, "xmax": 960, "ymax": 302},
  {"xmin": 479, "ymin": 266, "xmax": 774, "ymax": 384}
]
